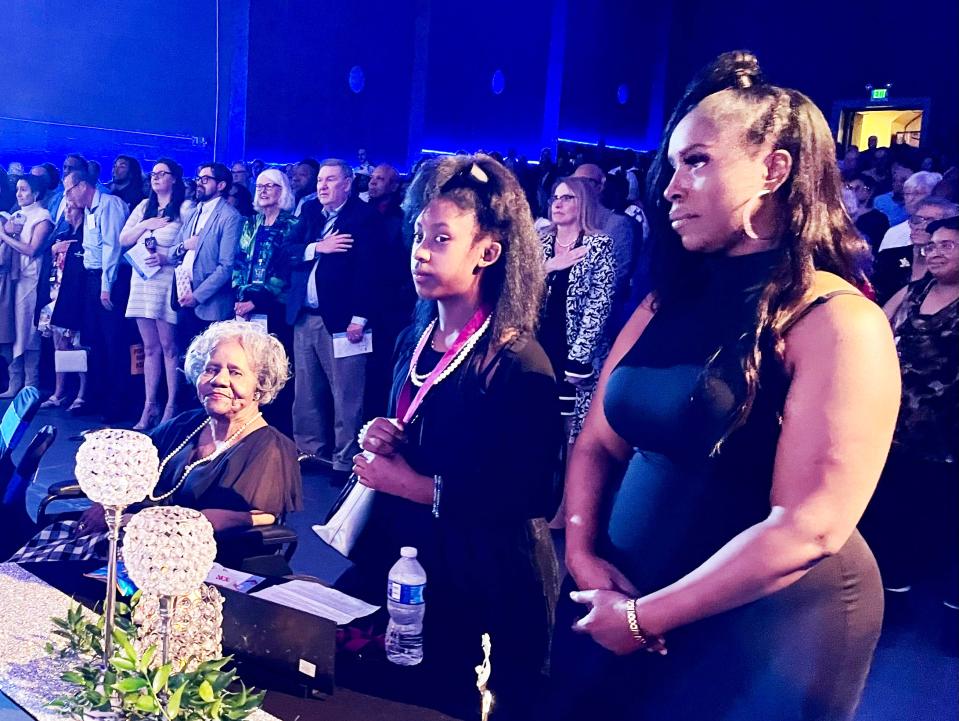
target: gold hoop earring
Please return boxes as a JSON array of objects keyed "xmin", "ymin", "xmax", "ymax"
[{"xmin": 742, "ymin": 190, "xmax": 771, "ymax": 240}]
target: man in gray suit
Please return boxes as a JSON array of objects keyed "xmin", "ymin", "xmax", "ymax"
[{"xmin": 171, "ymin": 162, "xmax": 243, "ymax": 347}]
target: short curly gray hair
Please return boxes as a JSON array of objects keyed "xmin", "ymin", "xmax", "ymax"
[{"xmin": 184, "ymin": 320, "xmax": 291, "ymax": 405}]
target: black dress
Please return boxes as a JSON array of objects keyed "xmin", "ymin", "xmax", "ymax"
[
  {"xmin": 546, "ymin": 250, "xmax": 883, "ymax": 721},
  {"xmin": 340, "ymin": 329, "xmax": 562, "ymax": 720}
]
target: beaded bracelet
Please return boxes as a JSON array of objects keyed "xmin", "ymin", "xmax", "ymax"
[
  {"xmin": 624, "ymin": 598, "xmax": 668, "ymax": 655},
  {"xmin": 431, "ymin": 475, "xmax": 443, "ymax": 519}
]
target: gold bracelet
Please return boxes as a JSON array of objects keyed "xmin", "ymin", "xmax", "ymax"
[{"xmin": 624, "ymin": 598, "xmax": 668, "ymax": 655}]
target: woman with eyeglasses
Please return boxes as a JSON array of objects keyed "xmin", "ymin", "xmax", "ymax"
[
  {"xmin": 538, "ymin": 176, "xmax": 616, "ymax": 526},
  {"xmin": 873, "ymin": 196, "xmax": 959, "ymax": 305},
  {"xmin": 119, "ymin": 158, "xmax": 193, "ymax": 429},
  {"xmin": 864, "ymin": 215, "xmax": 959, "ymax": 648}
]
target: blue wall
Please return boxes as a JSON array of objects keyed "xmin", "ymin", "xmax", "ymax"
[{"xmin": 1, "ymin": 0, "xmax": 247, "ymax": 174}]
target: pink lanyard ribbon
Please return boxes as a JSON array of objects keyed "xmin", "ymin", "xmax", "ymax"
[{"xmin": 395, "ymin": 307, "xmax": 490, "ymax": 423}]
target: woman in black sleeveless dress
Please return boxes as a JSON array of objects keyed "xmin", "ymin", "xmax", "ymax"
[{"xmin": 544, "ymin": 52, "xmax": 901, "ymax": 721}]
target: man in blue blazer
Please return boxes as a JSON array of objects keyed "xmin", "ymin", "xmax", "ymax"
[{"xmin": 171, "ymin": 162, "xmax": 243, "ymax": 346}]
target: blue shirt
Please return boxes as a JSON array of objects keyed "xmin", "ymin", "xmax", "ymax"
[
  {"xmin": 873, "ymin": 192, "xmax": 908, "ymax": 226},
  {"xmin": 82, "ymin": 190, "xmax": 130, "ymax": 294}
]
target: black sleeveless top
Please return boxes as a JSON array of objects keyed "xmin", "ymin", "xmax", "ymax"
[{"xmin": 604, "ymin": 250, "xmax": 795, "ymax": 592}]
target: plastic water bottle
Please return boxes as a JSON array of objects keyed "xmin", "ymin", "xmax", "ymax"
[{"xmin": 385, "ymin": 546, "xmax": 426, "ymax": 666}]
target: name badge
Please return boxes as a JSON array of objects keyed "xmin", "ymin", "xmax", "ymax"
[{"xmin": 85, "ymin": 213, "xmax": 96, "ymax": 231}]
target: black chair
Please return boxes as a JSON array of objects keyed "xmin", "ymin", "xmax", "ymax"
[
  {"xmin": 0, "ymin": 424, "xmax": 57, "ymax": 559},
  {"xmin": 0, "ymin": 386, "xmax": 42, "ymax": 494},
  {"xmin": 37, "ymin": 481, "xmax": 299, "ymax": 575}
]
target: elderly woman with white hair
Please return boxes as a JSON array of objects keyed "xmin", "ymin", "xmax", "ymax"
[
  {"xmin": 232, "ymin": 169, "xmax": 298, "ymax": 328},
  {"xmin": 8, "ymin": 321, "xmax": 303, "ymax": 564},
  {"xmin": 877, "ymin": 170, "xmax": 944, "ymax": 255}
]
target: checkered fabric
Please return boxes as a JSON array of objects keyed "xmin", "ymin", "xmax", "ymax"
[{"xmin": 9, "ymin": 520, "xmax": 106, "ymax": 563}]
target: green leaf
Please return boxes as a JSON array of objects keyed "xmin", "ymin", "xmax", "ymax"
[
  {"xmin": 52, "ymin": 617, "xmax": 71, "ymax": 630},
  {"xmin": 114, "ymin": 677, "xmax": 150, "ymax": 693},
  {"xmin": 134, "ymin": 694, "xmax": 159, "ymax": 713},
  {"xmin": 109, "ymin": 656, "xmax": 137, "ymax": 672},
  {"xmin": 167, "ymin": 683, "xmax": 186, "ymax": 719},
  {"xmin": 153, "ymin": 663, "xmax": 171, "ymax": 694},
  {"xmin": 139, "ymin": 644, "xmax": 157, "ymax": 673},
  {"xmin": 61, "ymin": 671, "xmax": 85, "ymax": 685},
  {"xmin": 115, "ymin": 628, "xmax": 137, "ymax": 660},
  {"xmin": 210, "ymin": 698, "xmax": 223, "ymax": 719},
  {"xmin": 198, "ymin": 679, "xmax": 216, "ymax": 702}
]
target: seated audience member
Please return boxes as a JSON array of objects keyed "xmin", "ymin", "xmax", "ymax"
[
  {"xmin": 291, "ymin": 158, "xmax": 320, "ymax": 215},
  {"xmin": 5, "ymin": 162, "xmax": 24, "ymax": 178},
  {"xmin": 62, "ymin": 170, "xmax": 131, "ymax": 420},
  {"xmin": 845, "ymin": 173, "xmax": 890, "ymax": 252},
  {"xmin": 343, "ymin": 154, "xmax": 561, "ymax": 720},
  {"xmin": 36, "ymin": 202, "xmax": 88, "ymax": 411},
  {"xmin": 285, "ymin": 159, "xmax": 381, "ymax": 478},
  {"xmin": 119, "ymin": 158, "xmax": 193, "ymax": 430},
  {"xmin": 109, "ymin": 154, "xmax": 146, "ymax": 209},
  {"xmin": 874, "ymin": 160, "xmax": 918, "ymax": 226},
  {"xmin": 933, "ymin": 168, "xmax": 959, "ymax": 204},
  {"xmin": 250, "ymin": 159, "xmax": 266, "ymax": 179},
  {"xmin": 171, "ymin": 163, "xmax": 243, "ymax": 347},
  {"xmin": 10, "ymin": 321, "xmax": 302, "ymax": 565},
  {"xmin": 227, "ymin": 182, "xmax": 255, "ymax": 218},
  {"xmin": 0, "ymin": 175, "xmax": 55, "ymax": 397},
  {"xmin": 865, "ymin": 215, "xmax": 958, "ymax": 648},
  {"xmin": 87, "ymin": 160, "xmax": 110, "ymax": 193},
  {"xmin": 874, "ymin": 197, "xmax": 958, "ymax": 304},
  {"xmin": 879, "ymin": 171, "xmax": 943, "ymax": 253}
]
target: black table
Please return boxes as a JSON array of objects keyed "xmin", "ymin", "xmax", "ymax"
[{"xmin": 17, "ymin": 562, "xmax": 466, "ymax": 721}]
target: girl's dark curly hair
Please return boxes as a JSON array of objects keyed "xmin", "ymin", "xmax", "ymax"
[
  {"xmin": 646, "ymin": 50, "xmax": 872, "ymax": 446},
  {"xmin": 406, "ymin": 153, "xmax": 545, "ymax": 349}
]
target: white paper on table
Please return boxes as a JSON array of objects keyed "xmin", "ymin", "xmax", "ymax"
[
  {"xmin": 332, "ymin": 330, "xmax": 373, "ymax": 358},
  {"xmin": 250, "ymin": 579, "xmax": 379, "ymax": 625},
  {"xmin": 125, "ymin": 243, "xmax": 161, "ymax": 280},
  {"xmin": 205, "ymin": 562, "xmax": 265, "ymax": 594}
]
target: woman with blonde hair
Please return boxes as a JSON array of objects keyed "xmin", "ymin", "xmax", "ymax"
[{"xmin": 538, "ymin": 176, "xmax": 617, "ymax": 444}]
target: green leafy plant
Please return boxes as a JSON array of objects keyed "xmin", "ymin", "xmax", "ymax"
[{"xmin": 46, "ymin": 602, "xmax": 264, "ymax": 720}]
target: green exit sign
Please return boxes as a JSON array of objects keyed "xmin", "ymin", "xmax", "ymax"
[{"xmin": 871, "ymin": 88, "xmax": 889, "ymax": 101}]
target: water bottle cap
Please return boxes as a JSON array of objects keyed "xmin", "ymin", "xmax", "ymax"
[{"xmin": 400, "ymin": 546, "xmax": 418, "ymax": 558}]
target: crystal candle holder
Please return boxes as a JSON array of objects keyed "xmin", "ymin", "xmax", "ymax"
[
  {"xmin": 75, "ymin": 429, "xmax": 159, "ymax": 508},
  {"xmin": 123, "ymin": 507, "xmax": 218, "ymax": 664},
  {"xmin": 74, "ymin": 429, "xmax": 159, "ymax": 665},
  {"xmin": 134, "ymin": 584, "xmax": 224, "ymax": 671}
]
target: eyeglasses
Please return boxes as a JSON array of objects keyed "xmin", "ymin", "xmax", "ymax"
[
  {"xmin": 195, "ymin": 175, "xmax": 217, "ymax": 185},
  {"xmin": 908, "ymin": 214, "xmax": 939, "ymax": 227},
  {"xmin": 919, "ymin": 240, "xmax": 958, "ymax": 257},
  {"xmin": 254, "ymin": 183, "xmax": 281, "ymax": 192},
  {"xmin": 149, "ymin": 170, "xmax": 172, "ymax": 180},
  {"xmin": 550, "ymin": 194, "xmax": 576, "ymax": 205},
  {"xmin": 63, "ymin": 183, "xmax": 81, "ymax": 196}
]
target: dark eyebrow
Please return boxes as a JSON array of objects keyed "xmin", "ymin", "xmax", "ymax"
[{"xmin": 668, "ymin": 143, "xmax": 710, "ymax": 164}]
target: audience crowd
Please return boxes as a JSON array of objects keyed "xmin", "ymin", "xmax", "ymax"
[{"xmin": 1, "ymin": 107, "xmax": 956, "ymax": 717}]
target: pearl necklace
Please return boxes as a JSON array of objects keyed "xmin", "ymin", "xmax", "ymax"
[
  {"xmin": 409, "ymin": 316, "xmax": 491, "ymax": 387},
  {"xmin": 148, "ymin": 412, "xmax": 264, "ymax": 502}
]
